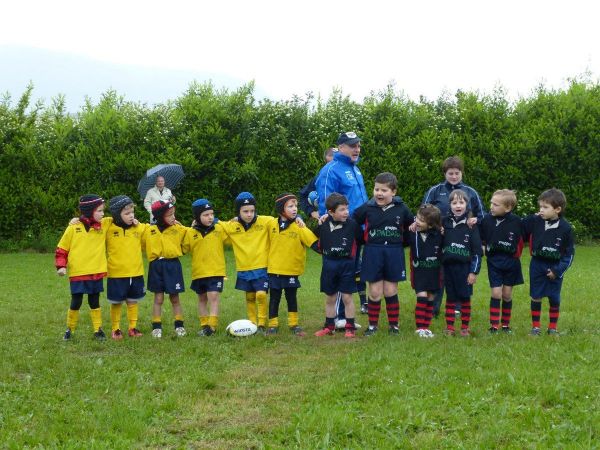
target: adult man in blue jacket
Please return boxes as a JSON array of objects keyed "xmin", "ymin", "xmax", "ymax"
[{"xmin": 316, "ymin": 131, "xmax": 369, "ymax": 323}]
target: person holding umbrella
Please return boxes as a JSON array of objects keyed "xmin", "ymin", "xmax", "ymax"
[{"xmin": 144, "ymin": 175, "xmax": 175, "ymax": 222}]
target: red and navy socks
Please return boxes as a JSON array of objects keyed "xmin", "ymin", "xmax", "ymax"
[
  {"xmin": 385, "ymin": 295, "xmax": 399, "ymax": 327},
  {"xmin": 501, "ymin": 298, "xmax": 512, "ymax": 328},
  {"xmin": 489, "ymin": 297, "xmax": 501, "ymax": 329},
  {"xmin": 367, "ymin": 298, "xmax": 381, "ymax": 327}
]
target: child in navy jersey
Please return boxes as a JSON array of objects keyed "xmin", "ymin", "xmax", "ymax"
[
  {"xmin": 523, "ymin": 188, "xmax": 574, "ymax": 336},
  {"xmin": 480, "ymin": 190, "xmax": 524, "ymax": 334},
  {"xmin": 353, "ymin": 172, "xmax": 414, "ymax": 336},
  {"xmin": 314, "ymin": 193, "xmax": 363, "ymax": 338},
  {"xmin": 408, "ymin": 204, "xmax": 443, "ymax": 338},
  {"xmin": 441, "ymin": 189, "xmax": 482, "ymax": 336}
]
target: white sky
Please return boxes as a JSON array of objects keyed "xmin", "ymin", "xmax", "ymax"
[{"xmin": 2, "ymin": 0, "xmax": 600, "ymax": 102}]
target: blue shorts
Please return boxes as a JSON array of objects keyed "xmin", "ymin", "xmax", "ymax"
[
  {"xmin": 269, "ymin": 274, "xmax": 301, "ymax": 289},
  {"xmin": 487, "ymin": 254, "xmax": 524, "ymax": 288},
  {"xmin": 107, "ymin": 276, "xmax": 146, "ymax": 303},
  {"xmin": 147, "ymin": 258, "xmax": 185, "ymax": 294},
  {"xmin": 411, "ymin": 267, "xmax": 442, "ymax": 293},
  {"xmin": 360, "ymin": 245, "xmax": 406, "ymax": 282},
  {"xmin": 191, "ymin": 276, "xmax": 225, "ymax": 294},
  {"xmin": 529, "ymin": 258, "xmax": 563, "ymax": 300},
  {"xmin": 235, "ymin": 277, "xmax": 269, "ymax": 292},
  {"xmin": 443, "ymin": 262, "xmax": 472, "ymax": 301},
  {"xmin": 320, "ymin": 258, "xmax": 357, "ymax": 295},
  {"xmin": 70, "ymin": 279, "xmax": 104, "ymax": 295}
]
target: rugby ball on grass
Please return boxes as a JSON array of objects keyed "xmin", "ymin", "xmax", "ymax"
[{"xmin": 226, "ymin": 319, "xmax": 258, "ymax": 337}]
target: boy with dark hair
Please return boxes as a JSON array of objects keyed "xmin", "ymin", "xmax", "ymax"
[
  {"xmin": 314, "ymin": 193, "xmax": 363, "ymax": 338},
  {"xmin": 523, "ymin": 188, "xmax": 574, "ymax": 336},
  {"xmin": 145, "ymin": 200, "xmax": 188, "ymax": 338},
  {"xmin": 56, "ymin": 194, "xmax": 108, "ymax": 340},
  {"xmin": 480, "ymin": 189, "xmax": 524, "ymax": 334},
  {"xmin": 441, "ymin": 189, "xmax": 483, "ymax": 336},
  {"xmin": 266, "ymin": 193, "xmax": 318, "ymax": 336},
  {"xmin": 353, "ymin": 172, "xmax": 414, "ymax": 336},
  {"xmin": 220, "ymin": 192, "xmax": 271, "ymax": 331}
]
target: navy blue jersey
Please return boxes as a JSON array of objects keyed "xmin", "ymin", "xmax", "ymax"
[
  {"xmin": 441, "ymin": 214, "xmax": 482, "ymax": 273},
  {"xmin": 479, "ymin": 212, "xmax": 524, "ymax": 257},
  {"xmin": 523, "ymin": 215, "xmax": 574, "ymax": 278},
  {"xmin": 422, "ymin": 181, "xmax": 485, "ymax": 223},
  {"xmin": 408, "ymin": 229, "xmax": 443, "ymax": 269},
  {"xmin": 353, "ymin": 197, "xmax": 414, "ymax": 247},
  {"xmin": 316, "ymin": 218, "xmax": 362, "ymax": 259}
]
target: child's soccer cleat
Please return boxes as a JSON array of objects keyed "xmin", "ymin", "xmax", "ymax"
[
  {"xmin": 266, "ymin": 327, "xmax": 278, "ymax": 335},
  {"xmin": 460, "ymin": 328, "xmax": 471, "ymax": 337},
  {"xmin": 94, "ymin": 328, "xmax": 106, "ymax": 340},
  {"xmin": 547, "ymin": 328, "xmax": 560, "ymax": 336},
  {"xmin": 111, "ymin": 329, "xmax": 124, "ymax": 340},
  {"xmin": 360, "ymin": 304, "xmax": 368, "ymax": 314},
  {"xmin": 501, "ymin": 326, "xmax": 513, "ymax": 335},
  {"xmin": 63, "ymin": 328, "xmax": 72, "ymax": 341},
  {"xmin": 344, "ymin": 328, "xmax": 356, "ymax": 338},
  {"xmin": 128, "ymin": 328, "xmax": 143, "ymax": 338},
  {"xmin": 529, "ymin": 327, "xmax": 541, "ymax": 336},
  {"xmin": 388, "ymin": 325, "xmax": 400, "ymax": 335},
  {"xmin": 197, "ymin": 325, "xmax": 214, "ymax": 337},
  {"xmin": 364, "ymin": 326, "xmax": 378, "ymax": 336},
  {"xmin": 290, "ymin": 326, "xmax": 306, "ymax": 337},
  {"xmin": 175, "ymin": 326, "xmax": 187, "ymax": 337},
  {"xmin": 314, "ymin": 327, "xmax": 334, "ymax": 337},
  {"xmin": 416, "ymin": 329, "xmax": 434, "ymax": 338},
  {"xmin": 443, "ymin": 328, "xmax": 455, "ymax": 337},
  {"xmin": 256, "ymin": 326, "xmax": 266, "ymax": 335},
  {"xmin": 151, "ymin": 328, "xmax": 162, "ymax": 338},
  {"xmin": 489, "ymin": 327, "xmax": 499, "ymax": 335}
]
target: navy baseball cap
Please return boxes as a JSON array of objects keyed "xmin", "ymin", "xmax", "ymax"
[{"xmin": 336, "ymin": 131, "xmax": 361, "ymax": 146}]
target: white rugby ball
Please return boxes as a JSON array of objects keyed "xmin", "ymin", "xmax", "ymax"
[{"xmin": 226, "ymin": 319, "xmax": 258, "ymax": 337}]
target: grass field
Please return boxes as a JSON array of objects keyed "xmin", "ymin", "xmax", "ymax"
[{"xmin": 1, "ymin": 248, "xmax": 599, "ymax": 449}]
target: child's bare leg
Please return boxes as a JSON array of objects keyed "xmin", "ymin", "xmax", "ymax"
[
  {"xmin": 198, "ymin": 293, "xmax": 208, "ymax": 328},
  {"xmin": 341, "ymin": 293, "xmax": 355, "ymax": 319},
  {"xmin": 152, "ymin": 292, "xmax": 164, "ymax": 319},
  {"xmin": 315, "ymin": 294, "xmax": 337, "ymax": 334},
  {"xmin": 325, "ymin": 294, "xmax": 337, "ymax": 318}
]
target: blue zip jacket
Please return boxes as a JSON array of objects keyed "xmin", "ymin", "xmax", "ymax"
[
  {"xmin": 315, "ymin": 152, "xmax": 368, "ymax": 216},
  {"xmin": 422, "ymin": 181, "xmax": 486, "ymax": 223}
]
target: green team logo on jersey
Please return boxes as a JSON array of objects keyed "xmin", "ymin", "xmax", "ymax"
[{"xmin": 443, "ymin": 242, "xmax": 470, "ymax": 258}]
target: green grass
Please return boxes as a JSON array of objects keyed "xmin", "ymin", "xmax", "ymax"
[{"xmin": 1, "ymin": 248, "xmax": 599, "ymax": 449}]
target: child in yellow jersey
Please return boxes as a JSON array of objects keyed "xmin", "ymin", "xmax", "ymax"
[
  {"xmin": 183, "ymin": 199, "xmax": 228, "ymax": 336},
  {"xmin": 266, "ymin": 193, "xmax": 318, "ymax": 336},
  {"xmin": 144, "ymin": 200, "xmax": 188, "ymax": 338},
  {"xmin": 55, "ymin": 195, "xmax": 109, "ymax": 340},
  {"xmin": 105, "ymin": 195, "xmax": 148, "ymax": 340},
  {"xmin": 219, "ymin": 192, "xmax": 270, "ymax": 333}
]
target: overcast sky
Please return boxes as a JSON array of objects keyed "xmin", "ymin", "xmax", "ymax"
[{"xmin": 2, "ymin": 0, "xmax": 599, "ymax": 108}]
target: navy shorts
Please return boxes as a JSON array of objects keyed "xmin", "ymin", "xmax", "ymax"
[
  {"xmin": 191, "ymin": 276, "xmax": 225, "ymax": 294},
  {"xmin": 411, "ymin": 267, "xmax": 442, "ymax": 293},
  {"xmin": 147, "ymin": 258, "xmax": 185, "ymax": 294},
  {"xmin": 487, "ymin": 254, "xmax": 524, "ymax": 288},
  {"xmin": 360, "ymin": 245, "xmax": 406, "ymax": 282},
  {"xmin": 320, "ymin": 258, "xmax": 357, "ymax": 295},
  {"xmin": 235, "ymin": 277, "xmax": 269, "ymax": 292},
  {"xmin": 443, "ymin": 262, "xmax": 472, "ymax": 301},
  {"xmin": 529, "ymin": 258, "xmax": 563, "ymax": 300},
  {"xmin": 268, "ymin": 274, "xmax": 301, "ymax": 289},
  {"xmin": 107, "ymin": 276, "xmax": 146, "ymax": 303},
  {"xmin": 70, "ymin": 279, "xmax": 104, "ymax": 295}
]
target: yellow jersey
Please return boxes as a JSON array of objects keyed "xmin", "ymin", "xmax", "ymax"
[
  {"xmin": 220, "ymin": 216, "xmax": 271, "ymax": 271},
  {"xmin": 183, "ymin": 222, "xmax": 228, "ymax": 279},
  {"xmin": 106, "ymin": 220, "xmax": 148, "ymax": 277},
  {"xmin": 267, "ymin": 218, "xmax": 318, "ymax": 276},
  {"xmin": 56, "ymin": 217, "xmax": 110, "ymax": 277},
  {"xmin": 143, "ymin": 223, "xmax": 188, "ymax": 262}
]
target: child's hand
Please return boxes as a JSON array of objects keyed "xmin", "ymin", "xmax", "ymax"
[
  {"xmin": 467, "ymin": 217, "xmax": 478, "ymax": 228},
  {"xmin": 69, "ymin": 217, "xmax": 80, "ymax": 225},
  {"xmin": 408, "ymin": 222, "xmax": 417, "ymax": 233},
  {"xmin": 310, "ymin": 211, "xmax": 320, "ymax": 220},
  {"xmin": 467, "ymin": 273, "xmax": 477, "ymax": 285},
  {"xmin": 191, "ymin": 219, "xmax": 197, "ymax": 227},
  {"xmin": 133, "ymin": 218, "xmax": 139, "ymax": 225},
  {"xmin": 546, "ymin": 269, "xmax": 556, "ymax": 280},
  {"xmin": 57, "ymin": 268, "xmax": 67, "ymax": 276},
  {"xmin": 318, "ymin": 213, "xmax": 329, "ymax": 225},
  {"xmin": 295, "ymin": 216, "xmax": 305, "ymax": 228},
  {"xmin": 230, "ymin": 217, "xmax": 239, "ymax": 222}
]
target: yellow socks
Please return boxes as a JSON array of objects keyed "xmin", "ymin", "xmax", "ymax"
[
  {"xmin": 66, "ymin": 309, "xmax": 79, "ymax": 331},
  {"xmin": 268, "ymin": 317, "xmax": 279, "ymax": 328},
  {"xmin": 288, "ymin": 311, "xmax": 299, "ymax": 328},
  {"xmin": 199, "ymin": 315, "xmax": 209, "ymax": 327},
  {"xmin": 126, "ymin": 303, "xmax": 139, "ymax": 330},
  {"xmin": 246, "ymin": 292, "xmax": 257, "ymax": 323},
  {"xmin": 89, "ymin": 308, "xmax": 102, "ymax": 332},
  {"xmin": 110, "ymin": 303, "xmax": 122, "ymax": 331},
  {"xmin": 208, "ymin": 315, "xmax": 218, "ymax": 330},
  {"xmin": 256, "ymin": 291, "xmax": 268, "ymax": 327}
]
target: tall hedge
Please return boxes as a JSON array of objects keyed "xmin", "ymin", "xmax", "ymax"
[{"xmin": 1, "ymin": 80, "xmax": 599, "ymax": 249}]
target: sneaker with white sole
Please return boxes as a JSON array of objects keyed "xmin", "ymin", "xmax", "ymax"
[
  {"xmin": 364, "ymin": 325, "xmax": 378, "ymax": 336},
  {"xmin": 151, "ymin": 328, "xmax": 162, "ymax": 338},
  {"xmin": 175, "ymin": 326, "xmax": 187, "ymax": 337},
  {"xmin": 416, "ymin": 329, "xmax": 434, "ymax": 338}
]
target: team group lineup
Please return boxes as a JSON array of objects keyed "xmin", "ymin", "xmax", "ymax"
[{"xmin": 55, "ymin": 131, "xmax": 575, "ymax": 341}]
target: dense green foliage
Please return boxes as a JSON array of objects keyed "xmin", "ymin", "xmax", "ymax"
[
  {"xmin": 2, "ymin": 80, "xmax": 599, "ymax": 248},
  {"xmin": 1, "ymin": 249, "xmax": 599, "ymax": 448}
]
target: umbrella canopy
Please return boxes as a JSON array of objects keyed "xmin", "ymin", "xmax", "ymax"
[{"xmin": 137, "ymin": 164, "xmax": 185, "ymax": 199}]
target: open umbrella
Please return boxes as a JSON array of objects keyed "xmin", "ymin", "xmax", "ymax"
[{"xmin": 137, "ymin": 164, "xmax": 185, "ymax": 199}]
